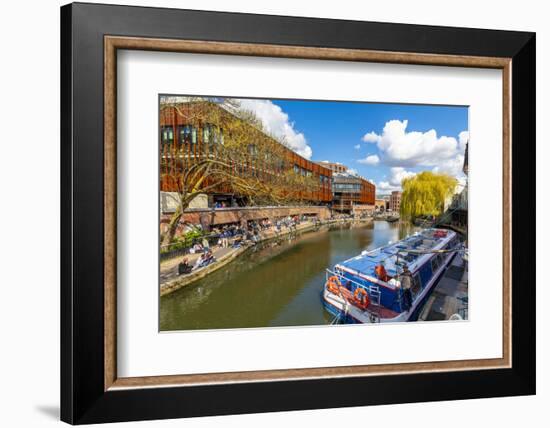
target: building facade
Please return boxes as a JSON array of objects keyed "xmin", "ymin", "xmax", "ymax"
[
  {"xmin": 389, "ymin": 191, "xmax": 402, "ymax": 212},
  {"xmin": 316, "ymin": 161, "xmax": 348, "ymax": 174},
  {"xmin": 449, "ymin": 141, "xmax": 468, "ymax": 229},
  {"xmin": 374, "ymin": 199, "xmax": 387, "ymax": 212},
  {"xmin": 331, "ymin": 172, "xmax": 376, "ymax": 212},
  {"xmin": 159, "ymin": 101, "xmax": 333, "ymax": 207}
]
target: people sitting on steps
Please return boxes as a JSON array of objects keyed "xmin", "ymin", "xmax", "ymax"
[
  {"xmin": 194, "ymin": 250, "xmax": 216, "ymax": 270},
  {"xmin": 177, "ymin": 258, "xmax": 192, "ymax": 275}
]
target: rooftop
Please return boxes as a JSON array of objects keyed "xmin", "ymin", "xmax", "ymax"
[{"xmin": 336, "ymin": 228, "xmax": 456, "ymax": 278}]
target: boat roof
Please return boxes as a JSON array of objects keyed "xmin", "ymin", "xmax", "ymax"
[{"xmin": 336, "ymin": 228, "xmax": 456, "ymax": 279}]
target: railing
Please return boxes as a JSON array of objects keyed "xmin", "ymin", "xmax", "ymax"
[
  {"xmin": 434, "ymin": 206, "xmax": 468, "ymax": 237},
  {"xmin": 325, "ymin": 268, "xmax": 381, "ymax": 306}
]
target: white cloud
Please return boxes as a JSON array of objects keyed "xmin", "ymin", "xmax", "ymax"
[
  {"xmin": 362, "ymin": 131, "xmax": 381, "ymax": 144},
  {"xmin": 358, "ymin": 154, "xmax": 380, "ymax": 165},
  {"xmin": 354, "ymin": 144, "xmax": 361, "ymax": 150},
  {"xmin": 432, "ymin": 154, "xmax": 465, "ymax": 177},
  {"xmin": 362, "ymin": 120, "xmax": 466, "ymax": 169},
  {"xmin": 237, "ymin": 99, "xmax": 312, "ymax": 159},
  {"xmin": 377, "ymin": 181, "xmax": 400, "ymax": 193},
  {"xmin": 376, "ymin": 167, "xmax": 416, "ymax": 193},
  {"xmin": 347, "ymin": 168, "xmax": 359, "ymax": 176},
  {"xmin": 389, "ymin": 167, "xmax": 416, "ymax": 186}
]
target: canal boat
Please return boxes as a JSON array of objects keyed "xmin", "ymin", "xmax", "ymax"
[{"xmin": 323, "ymin": 228, "xmax": 460, "ymax": 323}]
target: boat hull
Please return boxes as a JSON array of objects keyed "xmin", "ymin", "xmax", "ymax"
[{"xmin": 323, "ymin": 250, "xmax": 456, "ymax": 324}]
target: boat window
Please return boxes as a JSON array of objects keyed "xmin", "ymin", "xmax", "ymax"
[
  {"xmin": 412, "ymin": 273, "xmax": 422, "ymax": 293},
  {"xmin": 431, "ymin": 256, "xmax": 440, "ymax": 272}
]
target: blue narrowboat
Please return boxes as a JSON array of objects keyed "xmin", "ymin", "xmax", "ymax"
[{"xmin": 323, "ymin": 228, "xmax": 461, "ymax": 323}]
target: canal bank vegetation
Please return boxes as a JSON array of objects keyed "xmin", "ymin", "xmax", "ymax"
[
  {"xmin": 400, "ymin": 171, "xmax": 457, "ymax": 221},
  {"xmin": 160, "ymin": 98, "xmax": 322, "ymax": 246},
  {"xmin": 160, "ymin": 228, "xmax": 205, "ymax": 256}
]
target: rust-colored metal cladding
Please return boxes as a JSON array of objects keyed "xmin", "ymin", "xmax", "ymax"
[{"xmin": 159, "ymin": 101, "xmax": 333, "ymax": 203}]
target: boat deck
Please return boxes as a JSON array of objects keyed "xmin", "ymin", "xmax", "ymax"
[
  {"xmin": 366, "ymin": 304, "xmax": 399, "ymax": 319},
  {"xmin": 337, "ymin": 228, "xmax": 454, "ymax": 278}
]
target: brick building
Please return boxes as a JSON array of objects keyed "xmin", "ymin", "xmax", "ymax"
[
  {"xmin": 160, "ymin": 101, "xmax": 333, "ymax": 207},
  {"xmin": 389, "ymin": 190, "xmax": 402, "ymax": 212}
]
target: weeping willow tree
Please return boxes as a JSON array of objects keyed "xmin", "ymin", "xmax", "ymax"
[{"xmin": 400, "ymin": 171, "xmax": 457, "ymax": 221}]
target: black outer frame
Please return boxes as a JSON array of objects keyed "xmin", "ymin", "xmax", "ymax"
[{"xmin": 60, "ymin": 2, "xmax": 536, "ymax": 424}]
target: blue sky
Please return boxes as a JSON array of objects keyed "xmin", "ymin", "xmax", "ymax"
[{"xmin": 235, "ymin": 97, "xmax": 468, "ymax": 195}]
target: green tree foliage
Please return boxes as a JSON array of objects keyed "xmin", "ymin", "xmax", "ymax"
[{"xmin": 400, "ymin": 171, "xmax": 457, "ymax": 220}]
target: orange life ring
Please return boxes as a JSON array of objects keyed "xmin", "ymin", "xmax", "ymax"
[
  {"xmin": 328, "ymin": 276, "xmax": 341, "ymax": 286},
  {"xmin": 326, "ymin": 276, "xmax": 341, "ymax": 295},
  {"xmin": 327, "ymin": 281, "xmax": 339, "ymax": 294},
  {"xmin": 353, "ymin": 288, "xmax": 370, "ymax": 309}
]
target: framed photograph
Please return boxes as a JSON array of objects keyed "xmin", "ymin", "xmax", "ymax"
[{"xmin": 61, "ymin": 2, "xmax": 535, "ymax": 424}]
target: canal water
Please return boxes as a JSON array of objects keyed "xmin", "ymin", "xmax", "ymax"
[{"xmin": 160, "ymin": 221, "xmax": 419, "ymax": 331}]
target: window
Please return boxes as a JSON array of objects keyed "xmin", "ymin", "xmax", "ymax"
[
  {"xmin": 431, "ymin": 256, "xmax": 440, "ymax": 273},
  {"xmin": 412, "ymin": 273, "xmax": 422, "ymax": 293},
  {"xmin": 333, "ymin": 183, "xmax": 362, "ymax": 192},
  {"xmin": 248, "ymin": 144, "xmax": 258, "ymax": 156},
  {"xmin": 178, "ymin": 125, "xmax": 197, "ymax": 144},
  {"xmin": 203, "ymin": 124, "xmax": 212, "ymax": 144},
  {"xmin": 203, "ymin": 124, "xmax": 223, "ymax": 145},
  {"xmin": 160, "ymin": 126, "xmax": 173, "ymax": 146},
  {"xmin": 293, "ymin": 165, "xmax": 310, "ymax": 176}
]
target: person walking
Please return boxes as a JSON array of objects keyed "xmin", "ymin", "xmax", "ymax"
[
  {"xmin": 220, "ymin": 230, "xmax": 228, "ymax": 248},
  {"xmin": 201, "ymin": 236, "xmax": 210, "ymax": 252}
]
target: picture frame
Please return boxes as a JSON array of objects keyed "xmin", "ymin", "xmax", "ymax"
[{"xmin": 61, "ymin": 2, "xmax": 535, "ymax": 424}]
